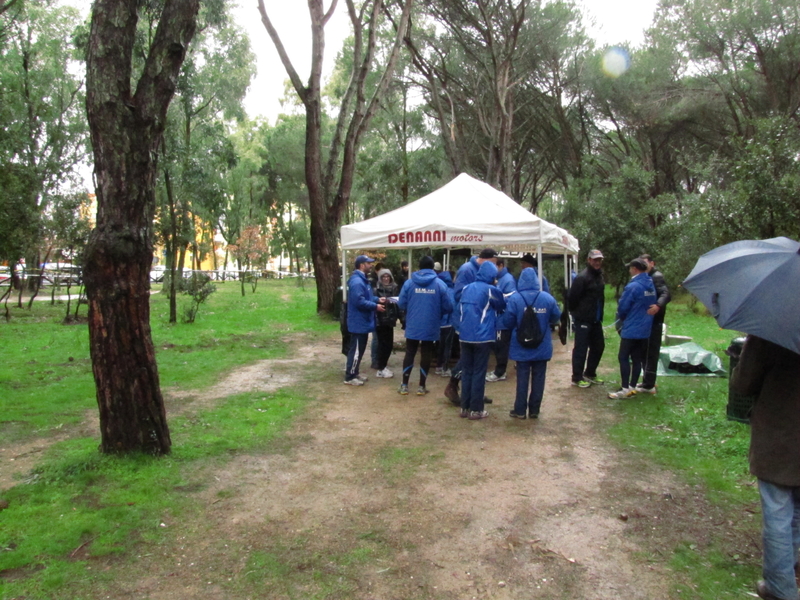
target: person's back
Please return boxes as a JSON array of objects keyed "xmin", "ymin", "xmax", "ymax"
[
  {"xmin": 458, "ymin": 262, "xmax": 505, "ymax": 343},
  {"xmin": 569, "ymin": 265, "xmax": 604, "ymax": 324},
  {"xmin": 731, "ymin": 335, "xmax": 800, "ymax": 600},
  {"xmin": 399, "ymin": 268, "xmax": 452, "ymax": 342},
  {"xmin": 617, "ymin": 271, "xmax": 655, "ymax": 339}
]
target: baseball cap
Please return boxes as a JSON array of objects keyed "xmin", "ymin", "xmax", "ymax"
[
  {"xmin": 587, "ymin": 249, "xmax": 604, "ymax": 259},
  {"xmin": 478, "ymin": 248, "xmax": 498, "ymax": 259},
  {"xmin": 354, "ymin": 255, "xmax": 375, "ymax": 268},
  {"xmin": 626, "ymin": 258, "xmax": 648, "ymax": 271},
  {"xmin": 520, "ymin": 253, "xmax": 536, "ymax": 265}
]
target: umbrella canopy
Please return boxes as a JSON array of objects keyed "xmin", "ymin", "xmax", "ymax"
[{"xmin": 682, "ymin": 237, "xmax": 800, "ymax": 354}]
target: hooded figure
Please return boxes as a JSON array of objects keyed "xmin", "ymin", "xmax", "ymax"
[
  {"xmin": 458, "ymin": 261, "xmax": 505, "ymax": 344},
  {"xmin": 375, "ymin": 269, "xmax": 399, "ymax": 328},
  {"xmin": 398, "ymin": 261, "xmax": 452, "ymax": 342},
  {"xmin": 457, "ymin": 261, "xmax": 506, "ymax": 419},
  {"xmin": 502, "ymin": 268, "xmax": 561, "ymax": 363},
  {"xmin": 396, "ymin": 257, "xmax": 454, "ymax": 395}
]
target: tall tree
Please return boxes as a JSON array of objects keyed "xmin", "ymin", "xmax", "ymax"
[
  {"xmin": 84, "ymin": 0, "xmax": 199, "ymax": 455},
  {"xmin": 257, "ymin": 0, "xmax": 414, "ymax": 315}
]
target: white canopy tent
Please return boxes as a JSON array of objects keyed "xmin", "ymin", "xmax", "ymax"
[{"xmin": 340, "ymin": 173, "xmax": 580, "ymax": 295}]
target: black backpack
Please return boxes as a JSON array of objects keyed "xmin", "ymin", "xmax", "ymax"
[{"xmin": 517, "ymin": 292, "xmax": 544, "ymax": 349}]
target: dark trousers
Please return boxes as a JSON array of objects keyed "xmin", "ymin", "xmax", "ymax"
[
  {"xmin": 641, "ymin": 319, "xmax": 663, "ymax": 389},
  {"xmin": 437, "ymin": 326, "xmax": 455, "ymax": 369},
  {"xmin": 460, "ymin": 342, "xmax": 491, "ymax": 412},
  {"xmin": 402, "ymin": 339, "xmax": 434, "ymax": 386},
  {"xmin": 345, "ymin": 332, "xmax": 368, "ymax": 381},
  {"xmin": 618, "ymin": 337, "xmax": 647, "ymax": 389},
  {"xmin": 375, "ymin": 325, "xmax": 394, "ymax": 371},
  {"xmin": 572, "ymin": 320, "xmax": 605, "ymax": 382},
  {"xmin": 515, "ymin": 360, "xmax": 548, "ymax": 416},
  {"xmin": 491, "ymin": 329, "xmax": 512, "ymax": 377}
]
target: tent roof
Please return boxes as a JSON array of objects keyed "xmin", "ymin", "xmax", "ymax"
[{"xmin": 340, "ymin": 173, "xmax": 579, "ymax": 255}]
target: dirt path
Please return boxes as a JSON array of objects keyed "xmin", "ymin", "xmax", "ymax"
[{"xmin": 90, "ymin": 331, "xmax": 747, "ymax": 600}]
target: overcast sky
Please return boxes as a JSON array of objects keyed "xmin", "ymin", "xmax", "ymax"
[{"xmin": 238, "ymin": 0, "xmax": 660, "ymax": 122}]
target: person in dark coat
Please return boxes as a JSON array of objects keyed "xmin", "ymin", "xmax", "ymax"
[
  {"xmin": 501, "ymin": 268, "xmax": 561, "ymax": 419},
  {"xmin": 731, "ymin": 335, "xmax": 800, "ymax": 600},
  {"xmin": 397, "ymin": 256, "xmax": 453, "ymax": 396},
  {"xmin": 568, "ymin": 249, "xmax": 606, "ymax": 388},
  {"xmin": 636, "ymin": 254, "xmax": 671, "ymax": 394},
  {"xmin": 374, "ymin": 269, "xmax": 399, "ymax": 378}
]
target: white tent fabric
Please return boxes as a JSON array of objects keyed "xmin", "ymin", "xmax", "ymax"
[{"xmin": 340, "ymin": 173, "xmax": 579, "ymax": 255}]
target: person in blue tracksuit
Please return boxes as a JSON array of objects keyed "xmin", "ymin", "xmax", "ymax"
[
  {"xmin": 501, "ymin": 267, "xmax": 561, "ymax": 419},
  {"xmin": 397, "ymin": 256, "xmax": 453, "ymax": 396},
  {"xmin": 344, "ymin": 255, "xmax": 386, "ymax": 385},
  {"xmin": 608, "ymin": 258, "xmax": 655, "ymax": 398},
  {"xmin": 436, "ymin": 270, "xmax": 457, "ymax": 376},
  {"xmin": 486, "ymin": 257, "xmax": 517, "ymax": 382},
  {"xmin": 444, "ymin": 248, "xmax": 499, "ymax": 404},
  {"xmin": 457, "ymin": 261, "xmax": 506, "ymax": 419}
]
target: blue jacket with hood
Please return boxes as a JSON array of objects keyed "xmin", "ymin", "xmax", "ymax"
[
  {"xmin": 347, "ymin": 269, "xmax": 378, "ymax": 334},
  {"xmin": 616, "ymin": 271, "xmax": 656, "ymax": 339},
  {"xmin": 437, "ymin": 271, "xmax": 456, "ymax": 328},
  {"xmin": 501, "ymin": 267, "xmax": 561, "ymax": 361},
  {"xmin": 398, "ymin": 268, "xmax": 453, "ymax": 341},
  {"xmin": 454, "ymin": 256, "xmax": 480, "ymax": 303},
  {"xmin": 458, "ymin": 261, "xmax": 506, "ymax": 343},
  {"xmin": 495, "ymin": 266, "xmax": 517, "ymax": 330}
]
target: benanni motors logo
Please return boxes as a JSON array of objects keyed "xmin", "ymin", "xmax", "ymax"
[{"xmin": 387, "ymin": 230, "xmax": 484, "ymax": 244}]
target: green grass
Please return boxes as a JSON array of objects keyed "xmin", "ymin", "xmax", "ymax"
[
  {"xmin": 0, "ymin": 280, "xmax": 335, "ymax": 599},
  {"xmin": 601, "ymin": 288, "xmax": 760, "ymax": 597},
  {"xmin": 0, "ymin": 280, "xmax": 334, "ymax": 442}
]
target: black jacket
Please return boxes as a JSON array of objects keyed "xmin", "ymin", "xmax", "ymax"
[
  {"xmin": 649, "ymin": 269, "xmax": 671, "ymax": 324},
  {"xmin": 568, "ymin": 266, "xmax": 605, "ymax": 324}
]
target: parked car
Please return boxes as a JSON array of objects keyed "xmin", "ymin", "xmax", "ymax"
[
  {"xmin": 0, "ymin": 266, "xmax": 11, "ymax": 286},
  {"xmin": 41, "ymin": 263, "xmax": 82, "ymax": 286}
]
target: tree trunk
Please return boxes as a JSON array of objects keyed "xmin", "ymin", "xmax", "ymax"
[{"xmin": 84, "ymin": 0, "xmax": 198, "ymax": 455}]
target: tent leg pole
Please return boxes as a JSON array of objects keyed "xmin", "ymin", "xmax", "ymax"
[{"xmin": 342, "ymin": 249, "xmax": 347, "ymax": 304}]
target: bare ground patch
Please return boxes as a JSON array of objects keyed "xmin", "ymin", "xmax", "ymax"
[{"xmin": 84, "ymin": 332, "xmax": 759, "ymax": 599}]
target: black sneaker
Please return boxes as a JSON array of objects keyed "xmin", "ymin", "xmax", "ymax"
[
  {"xmin": 483, "ymin": 396, "xmax": 493, "ymax": 404},
  {"xmin": 509, "ymin": 410, "xmax": 527, "ymax": 420}
]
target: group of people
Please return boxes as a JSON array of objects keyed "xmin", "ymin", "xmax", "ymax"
[
  {"xmin": 343, "ymin": 248, "xmax": 562, "ymax": 421},
  {"xmin": 343, "ymin": 246, "xmax": 800, "ymax": 600},
  {"xmin": 567, "ymin": 249, "xmax": 671, "ymax": 400}
]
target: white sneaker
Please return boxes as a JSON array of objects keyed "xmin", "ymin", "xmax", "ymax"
[
  {"xmin": 440, "ymin": 369, "xmax": 451, "ymax": 377},
  {"xmin": 434, "ymin": 367, "xmax": 443, "ymax": 376},
  {"xmin": 377, "ymin": 368, "xmax": 393, "ymax": 378},
  {"xmin": 485, "ymin": 372, "xmax": 506, "ymax": 382},
  {"xmin": 355, "ymin": 374, "xmax": 368, "ymax": 382},
  {"xmin": 343, "ymin": 378, "xmax": 365, "ymax": 386},
  {"xmin": 608, "ymin": 387, "xmax": 635, "ymax": 399},
  {"xmin": 635, "ymin": 384, "xmax": 657, "ymax": 394}
]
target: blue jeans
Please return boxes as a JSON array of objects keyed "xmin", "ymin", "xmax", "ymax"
[
  {"xmin": 460, "ymin": 342, "xmax": 491, "ymax": 412},
  {"xmin": 759, "ymin": 479, "xmax": 800, "ymax": 600},
  {"xmin": 437, "ymin": 326, "xmax": 455, "ymax": 369},
  {"xmin": 491, "ymin": 329, "xmax": 512, "ymax": 377},
  {"xmin": 345, "ymin": 332, "xmax": 369, "ymax": 381},
  {"xmin": 515, "ymin": 360, "xmax": 548, "ymax": 417}
]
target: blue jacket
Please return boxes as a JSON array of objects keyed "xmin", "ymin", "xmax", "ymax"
[
  {"xmin": 438, "ymin": 271, "xmax": 456, "ymax": 328},
  {"xmin": 458, "ymin": 261, "xmax": 506, "ymax": 343},
  {"xmin": 347, "ymin": 270, "xmax": 378, "ymax": 334},
  {"xmin": 454, "ymin": 256, "xmax": 480, "ymax": 302},
  {"xmin": 495, "ymin": 267, "xmax": 517, "ymax": 331},
  {"xmin": 501, "ymin": 268, "xmax": 561, "ymax": 361},
  {"xmin": 616, "ymin": 271, "xmax": 656, "ymax": 339},
  {"xmin": 398, "ymin": 268, "xmax": 453, "ymax": 341}
]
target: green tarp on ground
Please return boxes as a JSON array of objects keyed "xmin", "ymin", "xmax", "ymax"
[{"xmin": 656, "ymin": 342, "xmax": 726, "ymax": 377}]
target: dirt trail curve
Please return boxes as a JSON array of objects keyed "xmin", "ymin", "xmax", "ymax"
[
  {"xmin": 117, "ymin": 331, "xmax": 735, "ymax": 600},
  {"xmin": 4, "ymin": 332, "xmax": 739, "ymax": 599}
]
